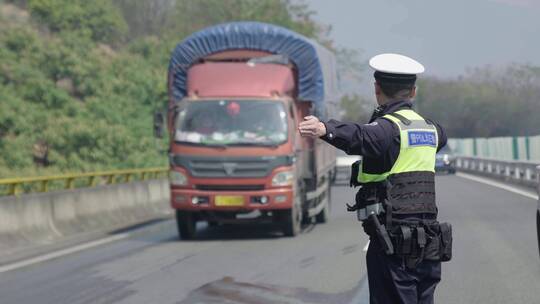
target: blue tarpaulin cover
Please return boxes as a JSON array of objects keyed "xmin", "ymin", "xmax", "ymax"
[{"xmin": 168, "ymin": 21, "xmax": 338, "ymax": 115}]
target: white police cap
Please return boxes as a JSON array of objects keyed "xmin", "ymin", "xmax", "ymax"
[{"xmin": 369, "ymin": 53, "xmax": 425, "ymax": 75}]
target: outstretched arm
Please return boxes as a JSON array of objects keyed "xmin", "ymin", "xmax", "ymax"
[{"xmin": 298, "ymin": 116, "xmax": 395, "ymax": 157}]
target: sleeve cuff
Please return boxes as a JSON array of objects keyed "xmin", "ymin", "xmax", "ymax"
[{"xmin": 320, "ymin": 121, "xmax": 336, "ymax": 141}]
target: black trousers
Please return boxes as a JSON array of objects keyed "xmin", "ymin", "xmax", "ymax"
[{"xmin": 366, "ymin": 240, "xmax": 441, "ymax": 304}]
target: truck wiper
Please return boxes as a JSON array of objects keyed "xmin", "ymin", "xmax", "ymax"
[
  {"xmin": 202, "ymin": 143, "xmax": 228, "ymax": 149},
  {"xmin": 174, "ymin": 141, "xmax": 227, "ymax": 150},
  {"xmin": 175, "ymin": 141, "xmax": 279, "ymax": 149},
  {"xmin": 226, "ymin": 142, "xmax": 280, "ymax": 148}
]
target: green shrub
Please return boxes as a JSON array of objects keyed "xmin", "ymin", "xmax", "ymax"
[{"xmin": 28, "ymin": 0, "xmax": 128, "ymax": 43}]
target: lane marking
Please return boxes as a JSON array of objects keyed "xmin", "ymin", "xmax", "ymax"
[
  {"xmin": 0, "ymin": 233, "xmax": 130, "ymax": 273},
  {"xmin": 456, "ymin": 172, "xmax": 538, "ymax": 200},
  {"xmin": 363, "ymin": 240, "xmax": 370, "ymax": 252}
]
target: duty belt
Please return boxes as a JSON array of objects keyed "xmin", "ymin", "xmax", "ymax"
[{"xmin": 377, "ymin": 219, "xmax": 453, "ymax": 268}]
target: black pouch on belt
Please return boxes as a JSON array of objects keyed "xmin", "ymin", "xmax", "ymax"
[
  {"xmin": 349, "ymin": 160, "xmax": 362, "ymax": 188},
  {"xmin": 423, "ymin": 224, "xmax": 441, "ymax": 261},
  {"xmin": 394, "ymin": 225, "xmax": 413, "ymax": 256},
  {"xmin": 439, "ymin": 222, "xmax": 453, "ymax": 262}
]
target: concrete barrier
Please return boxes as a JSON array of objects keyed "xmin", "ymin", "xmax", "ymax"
[{"xmin": 0, "ymin": 179, "xmax": 171, "ymax": 255}]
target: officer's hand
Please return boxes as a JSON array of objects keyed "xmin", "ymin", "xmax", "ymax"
[{"xmin": 298, "ymin": 116, "xmax": 327, "ymax": 138}]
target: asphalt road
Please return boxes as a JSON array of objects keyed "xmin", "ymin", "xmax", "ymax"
[{"xmin": 0, "ymin": 175, "xmax": 538, "ymax": 304}]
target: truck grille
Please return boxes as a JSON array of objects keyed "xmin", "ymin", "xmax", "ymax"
[
  {"xmin": 171, "ymin": 155, "xmax": 293, "ymax": 178},
  {"xmin": 190, "ymin": 160, "xmax": 269, "ymax": 178},
  {"xmin": 195, "ymin": 185, "xmax": 265, "ymax": 191}
]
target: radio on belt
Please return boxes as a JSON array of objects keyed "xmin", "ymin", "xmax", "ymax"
[{"xmin": 357, "ymin": 201, "xmax": 384, "ymax": 221}]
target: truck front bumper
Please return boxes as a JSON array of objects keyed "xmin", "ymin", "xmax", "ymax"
[{"xmin": 171, "ymin": 187, "xmax": 293, "ymax": 211}]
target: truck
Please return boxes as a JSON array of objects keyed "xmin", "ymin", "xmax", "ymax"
[{"xmin": 160, "ymin": 22, "xmax": 339, "ymax": 239}]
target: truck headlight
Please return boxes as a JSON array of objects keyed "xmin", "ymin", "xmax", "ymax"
[
  {"xmin": 272, "ymin": 170, "xmax": 294, "ymax": 186},
  {"xmin": 170, "ymin": 170, "xmax": 188, "ymax": 186}
]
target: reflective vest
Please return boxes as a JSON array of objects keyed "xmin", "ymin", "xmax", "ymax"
[
  {"xmin": 353, "ymin": 109, "xmax": 444, "ymax": 260},
  {"xmin": 358, "ymin": 109, "xmax": 438, "ymax": 184}
]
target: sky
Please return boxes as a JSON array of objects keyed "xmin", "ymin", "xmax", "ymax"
[{"xmin": 307, "ymin": 0, "xmax": 540, "ymax": 78}]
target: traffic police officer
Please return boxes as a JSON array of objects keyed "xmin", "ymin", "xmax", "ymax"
[{"xmin": 299, "ymin": 53, "xmax": 452, "ymax": 304}]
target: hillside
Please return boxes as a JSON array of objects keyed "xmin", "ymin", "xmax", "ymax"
[
  {"xmin": 0, "ymin": 0, "xmax": 328, "ymax": 178},
  {"xmin": 0, "ymin": 2, "xmax": 169, "ymax": 178}
]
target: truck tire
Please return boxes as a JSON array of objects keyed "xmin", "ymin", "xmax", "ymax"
[
  {"xmin": 176, "ymin": 211, "xmax": 196, "ymax": 240},
  {"xmin": 282, "ymin": 201, "xmax": 302, "ymax": 237},
  {"xmin": 316, "ymin": 185, "xmax": 331, "ymax": 224}
]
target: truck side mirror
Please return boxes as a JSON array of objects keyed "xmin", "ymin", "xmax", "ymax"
[{"xmin": 153, "ymin": 111, "xmax": 165, "ymax": 138}]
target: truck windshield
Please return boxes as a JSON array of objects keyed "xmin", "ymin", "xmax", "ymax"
[{"xmin": 174, "ymin": 100, "xmax": 288, "ymax": 146}]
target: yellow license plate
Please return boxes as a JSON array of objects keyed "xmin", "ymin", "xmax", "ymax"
[{"xmin": 215, "ymin": 196, "xmax": 245, "ymax": 206}]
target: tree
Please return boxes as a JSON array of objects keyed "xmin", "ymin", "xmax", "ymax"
[
  {"xmin": 113, "ymin": 0, "xmax": 175, "ymax": 39},
  {"xmin": 27, "ymin": 0, "xmax": 128, "ymax": 43},
  {"xmin": 165, "ymin": 0, "xmax": 330, "ymax": 44},
  {"xmin": 339, "ymin": 94, "xmax": 373, "ymax": 123},
  {"xmin": 416, "ymin": 64, "xmax": 540, "ymax": 138}
]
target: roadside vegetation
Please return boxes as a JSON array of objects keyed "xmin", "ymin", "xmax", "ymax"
[
  {"xmin": 416, "ymin": 65, "xmax": 540, "ymax": 138},
  {"xmin": 336, "ymin": 64, "xmax": 540, "ymax": 138},
  {"xmin": 0, "ymin": 0, "xmax": 332, "ymax": 178}
]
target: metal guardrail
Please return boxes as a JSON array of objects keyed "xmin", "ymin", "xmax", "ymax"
[
  {"xmin": 334, "ymin": 155, "xmax": 540, "ymax": 190},
  {"xmin": 455, "ymin": 156, "xmax": 540, "ymax": 188},
  {"xmin": 334, "ymin": 156, "xmax": 360, "ymax": 185},
  {"xmin": 0, "ymin": 167, "xmax": 169, "ymax": 196}
]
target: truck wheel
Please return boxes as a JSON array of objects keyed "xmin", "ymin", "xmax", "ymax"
[
  {"xmin": 282, "ymin": 202, "xmax": 302, "ymax": 237},
  {"xmin": 316, "ymin": 186, "xmax": 331, "ymax": 224},
  {"xmin": 176, "ymin": 211, "xmax": 196, "ymax": 240}
]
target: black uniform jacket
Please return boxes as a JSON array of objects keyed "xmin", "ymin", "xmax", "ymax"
[{"xmin": 321, "ymin": 100, "xmax": 447, "ymax": 176}]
